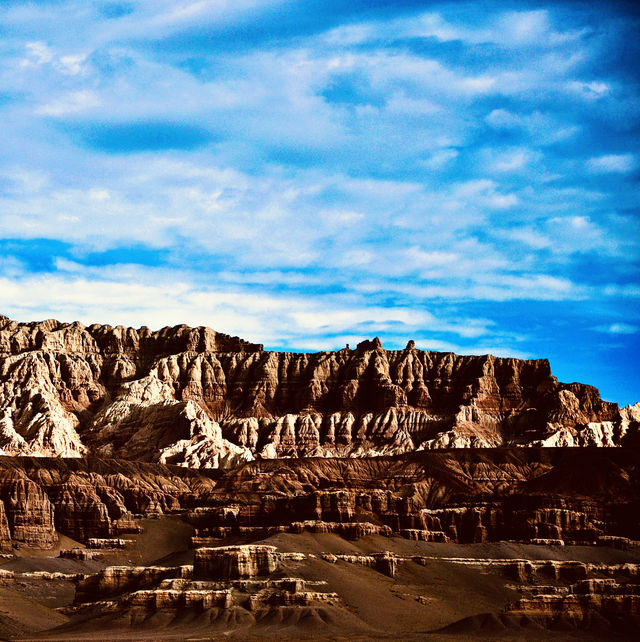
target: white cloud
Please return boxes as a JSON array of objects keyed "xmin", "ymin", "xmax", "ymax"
[
  {"xmin": 600, "ymin": 323, "xmax": 638, "ymax": 335},
  {"xmin": 21, "ymin": 41, "xmax": 54, "ymax": 66},
  {"xmin": 1, "ymin": 168, "xmax": 50, "ymax": 194},
  {"xmin": 20, "ymin": 41, "xmax": 88, "ymax": 75},
  {"xmin": 0, "ymin": 271, "xmax": 498, "ymax": 350},
  {"xmin": 568, "ymin": 80, "xmax": 610, "ymax": 101},
  {"xmin": 499, "ymin": 215, "xmax": 619, "ymax": 257},
  {"xmin": 422, "ymin": 148, "xmax": 459, "ymax": 169},
  {"xmin": 482, "ymin": 147, "xmax": 538, "ymax": 173},
  {"xmin": 504, "ymin": 227, "xmax": 552, "ymax": 250},
  {"xmin": 485, "ymin": 109, "xmax": 579, "ymax": 144},
  {"xmin": 0, "ymin": 0, "xmax": 637, "ymax": 392},
  {"xmin": 395, "ymin": 9, "xmax": 586, "ymax": 50},
  {"xmin": 36, "ymin": 90, "xmax": 101, "ymax": 116},
  {"xmin": 587, "ymin": 154, "xmax": 635, "ymax": 174},
  {"xmin": 485, "ymin": 109, "xmax": 520, "ymax": 129},
  {"xmin": 497, "ymin": 10, "xmax": 552, "ymax": 45}
]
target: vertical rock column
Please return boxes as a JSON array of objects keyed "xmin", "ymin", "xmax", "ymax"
[
  {"xmin": 0, "ymin": 478, "xmax": 57, "ymax": 548},
  {"xmin": 194, "ymin": 545, "xmax": 279, "ymax": 580},
  {"xmin": 0, "ymin": 500, "xmax": 12, "ymax": 552}
]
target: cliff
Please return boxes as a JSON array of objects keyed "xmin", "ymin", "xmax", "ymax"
[
  {"xmin": 0, "ymin": 316, "xmax": 637, "ymax": 465},
  {"xmin": 0, "ymin": 449, "xmax": 638, "ymax": 550}
]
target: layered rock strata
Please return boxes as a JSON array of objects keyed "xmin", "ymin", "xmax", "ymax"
[
  {"xmin": 185, "ymin": 448, "xmax": 640, "ymax": 546},
  {"xmin": 1, "ymin": 449, "xmax": 639, "ymax": 550},
  {"xmin": 0, "ymin": 456, "xmax": 215, "ymax": 548},
  {"xmin": 194, "ymin": 545, "xmax": 279, "ymax": 580},
  {"xmin": 64, "ymin": 546, "xmax": 340, "ymax": 629},
  {"xmin": 61, "ymin": 549, "xmax": 640, "ymax": 636},
  {"xmin": 0, "ymin": 500, "xmax": 11, "ymax": 552},
  {"xmin": 1, "ymin": 316, "xmax": 637, "ymax": 465}
]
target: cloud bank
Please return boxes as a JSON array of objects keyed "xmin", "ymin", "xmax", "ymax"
[{"xmin": 0, "ymin": 1, "xmax": 638, "ymax": 404}]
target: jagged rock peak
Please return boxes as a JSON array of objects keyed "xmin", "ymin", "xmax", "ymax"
[
  {"xmin": 357, "ymin": 337, "xmax": 383, "ymax": 351},
  {"xmin": 0, "ymin": 315, "xmax": 636, "ymax": 465},
  {"xmin": 0, "ymin": 316, "xmax": 264, "ymax": 357}
]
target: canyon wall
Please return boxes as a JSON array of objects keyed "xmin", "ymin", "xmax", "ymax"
[
  {"xmin": 0, "ymin": 316, "xmax": 638, "ymax": 465},
  {"xmin": 0, "ymin": 449, "xmax": 638, "ymax": 550}
]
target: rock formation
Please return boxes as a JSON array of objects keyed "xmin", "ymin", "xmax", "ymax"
[
  {"xmin": 63, "ymin": 547, "xmax": 341, "ymax": 635},
  {"xmin": 55, "ymin": 548, "xmax": 640, "ymax": 637},
  {"xmin": 0, "ymin": 315, "xmax": 639, "ymax": 639},
  {"xmin": 0, "ymin": 457, "xmax": 215, "ymax": 548},
  {"xmin": 194, "ymin": 545, "xmax": 279, "ymax": 580},
  {"xmin": 183, "ymin": 448, "xmax": 640, "ymax": 547},
  {"xmin": 0, "ymin": 449, "xmax": 637, "ymax": 551},
  {"xmin": 0, "ymin": 316, "xmax": 637, "ymax": 465},
  {"xmin": 0, "ymin": 499, "xmax": 11, "ymax": 552}
]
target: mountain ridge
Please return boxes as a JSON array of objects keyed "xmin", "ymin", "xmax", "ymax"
[{"xmin": 0, "ymin": 315, "xmax": 637, "ymax": 466}]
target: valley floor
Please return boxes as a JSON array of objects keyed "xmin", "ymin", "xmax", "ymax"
[{"xmin": 2, "ymin": 516, "xmax": 640, "ymax": 641}]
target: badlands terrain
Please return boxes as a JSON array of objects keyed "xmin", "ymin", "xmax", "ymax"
[{"xmin": 0, "ymin": 315, "xmax": 639, "ymax": 639}]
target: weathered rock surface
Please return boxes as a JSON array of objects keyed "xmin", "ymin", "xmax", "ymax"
[
  {"xmin": 63, "ymin": 549, "xmax": 340, "ymax": 632},
  {"xmin": 433, "ymin": 556, "xmax": 640, "ymax": 634},
  {"xmin": 185, "ymin": 448, "xmax": 640, "ymax": 546},
  {"xmin": 1, "ymin": 448, "xmax": 638, "ymax": 550},
  {"xmin": 0, "ymin": 456, "xmax": 215, "ymax": 548},
  {"xmin": 1, "ymin": 316, "xmax": 637, "ymax": 465},
  {"xmin": 74, "ymin": 565, "xmax": 192, "ymax": 603},
  {"xmin": 0, "ymin": 472, "xmax": 56, "ymax": 547},
  {"xmin": 194, "ymin": 545, "xmax": 280, "ymax": 580},
  {"xmin": 0, "ymin": 499, "xmax": 11, "ymax": 552},
  {"xmin": 58, "ymin": 548, "xmax": 640, "ymax": 637}
]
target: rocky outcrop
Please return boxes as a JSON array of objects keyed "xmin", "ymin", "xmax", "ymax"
[
  {"xmin": 75, "ymin": 565, "xmax": 192, "ymax": 603},
  {"xmin": 432, "ymin": 557, "xmax": 640, "ymax": 634},
  {"xmin": 63, "ymin": 550, "xmax": 340, "ymax": 632},
  {"xmin": 64, "ymin": 551, "xmax": 640, "ymax": 637},
  {"xmin": 0, "ymin": 317, "xmax": 257, "ymax": 465},
  {"xmin": 194, "ymin": 545, "xmax": 279, "ymax": 580},
  {"xmin": 0, "ymin": 499, "xmax": 11, "ymax": 552},
  {"xmin": 508, "ymin": 575, "xmax": 640, "ymax": 621},
  {"xmin": 0, "ymin": 471, "xmax": 56, "ymax": 547},
  {"xmin": 0, "ymin": 448, "xmax": 639, "ymax": 550},
  {"xmin": 0, "ymin": 456, "xmax": 215, "ymax": 548},
  {"xmin": 0, "ymin": 316, "xmax": 636, "ymax": 465},
  {"xmin": 184, "ymin": 448, "xmax": 640, "ymax": 546}
]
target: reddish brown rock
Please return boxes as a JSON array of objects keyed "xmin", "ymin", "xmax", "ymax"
[
  {"xmin": 194, "ymin": 545, "xmax": 279, "ymax": 580},
  {"xmin": 0, "ymin": 315, "xmax": 636, "ymax": 464},
  {"xmin": 0, "ymin": 448, "xmax": 639, "ymax": 550},
  {"xmin": 0, "ymin": 457, "xmax": 216, "ymax": 548},
  {"xmin": 0, "ymin": 499, "xmax": 11, "ymax": 552},
  {"xmin": 75, "ymin": 565, "xmax": 191, "ymax": 603},
  {"xmin": 0, "ymin": 471, "xmax": 56, "ymax": 547}
]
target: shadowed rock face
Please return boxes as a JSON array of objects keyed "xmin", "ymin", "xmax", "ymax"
[
  {"xmin": 0, "ymin": 457, "xmax": 216, "ymax": 548},
  {"xmin": 194, "ymin": 545, "xmax": 279, "ymax": 580},
  {"xmin": 185, "ymin": 448, "xmax": 640, "ymax": 546},
  {"xmin": 0, "ymin": 316, "xmax": 637, "ymax": 465},
  {"xmin": 0, "ymin": 450, "xmax": 638, "ymax": 550},
  {"xmin": 0, "ymin": 499, "xmax": 11, "ymax": 552},
  {"xmin": 61, "ymin": 546, "xmax": 640, "ymax": 637}
]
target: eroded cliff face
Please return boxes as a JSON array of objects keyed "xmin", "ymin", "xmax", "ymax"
[
  {"xmin": 0, "ymin": 316, "xmax": 637, "ymax": 465},
  {"xmin": 0, "ymin": 457, "xmax": 217, "ymax": 549},
  {"xmin": 0, "ymin": 449, "xmax": 638, "ymax": 551}
]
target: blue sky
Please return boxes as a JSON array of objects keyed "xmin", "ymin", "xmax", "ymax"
[{"xmin": 0, "ymin": 1, "xmax": 638, "ymax": 405}]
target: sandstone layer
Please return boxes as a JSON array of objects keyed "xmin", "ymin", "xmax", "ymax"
[
  {"xmin": 0, "ymin": 316, "xmax": 637, "ymax": 466},
  {"xmin": 57, "ymin": 545, "xmax": 640, "ymax": 637},
  {"xmin": 0, "ymin": 450, "xmax": 638, "ymax": 551}
]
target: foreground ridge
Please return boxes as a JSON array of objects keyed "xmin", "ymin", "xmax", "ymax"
[
  {"xmin": 0, "ymin": 452, "xmax": 640, "ymax": 638},
  {"xmin": 0, "ymin": 315, "xmax": 638, "ymax": 465},
  {"xmin": 0, "ymin": 449, "xmax": 639, "ymax": 552}
]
